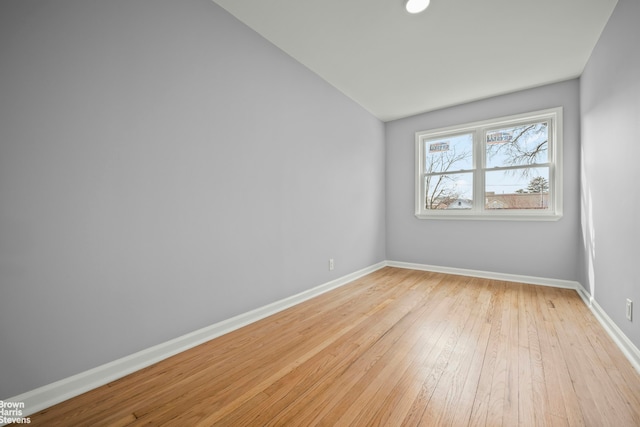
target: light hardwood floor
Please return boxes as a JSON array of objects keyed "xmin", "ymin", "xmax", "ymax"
[{"xmin": 26, "ymin": 267, "xmax": 640, "ymax": 426}]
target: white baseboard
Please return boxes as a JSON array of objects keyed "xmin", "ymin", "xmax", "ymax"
[
  {"xmin": 4, "ymin": 261, "xmax": 386, "ymax": 420},
  {"xmin": 6, "ymin": 260, "xmax": 640, "ymax": 423},
  {"xmin": 574, "ymin": 283, "xmax": 640, "ymax": 374},
  {"xmin": 386, "ymin": 260, "xmax": 581, "ymax": 289}
]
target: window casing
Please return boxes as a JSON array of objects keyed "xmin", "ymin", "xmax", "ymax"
[{"xmin": 415, "ymin": 107, "xmax": 562, "ymax": 221}]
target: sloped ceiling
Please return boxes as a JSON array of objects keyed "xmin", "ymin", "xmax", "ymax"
[{"xmin": 212, "ymin": 0, "xmax": 617, "ymax": 121}]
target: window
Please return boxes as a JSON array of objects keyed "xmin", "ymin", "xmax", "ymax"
[{"xmin": 415, "ymin": 107, "xmax": 562, "ymax": 220}]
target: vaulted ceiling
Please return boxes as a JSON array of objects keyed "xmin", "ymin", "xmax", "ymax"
[{"xmin": 212, "ymin": 0, "xmax": 617, "ymax": 121}]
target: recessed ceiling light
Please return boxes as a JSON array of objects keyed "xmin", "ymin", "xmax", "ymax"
[{"xmin": 405, "ymin": 0, "xmax": 430, "ymax": 14}]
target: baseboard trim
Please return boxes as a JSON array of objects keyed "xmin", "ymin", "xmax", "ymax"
[
  {"xmin": 575, "ymin": 283, "xmax": 640, "ymax": 374},
  {"xmin": 5, "ymin": 261, "xmax": 387, "ymax": 420},
  {"xmin": 385, "ymin": 260, "xmax": 581, "ymax": 290}
]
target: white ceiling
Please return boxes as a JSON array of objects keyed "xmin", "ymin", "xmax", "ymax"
[{"xmin": 212, "ymin": 0, "xmax": 617, "ymax": 122}]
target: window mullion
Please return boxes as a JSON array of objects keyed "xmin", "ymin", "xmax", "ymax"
[{"xmin": 475, "ymin": 129, "xmax": 485, "ymax": 213}]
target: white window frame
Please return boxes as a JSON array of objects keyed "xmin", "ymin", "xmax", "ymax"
[{"xmin": 415, "ymin": 107, "xmax": 563, "ymax": 221}]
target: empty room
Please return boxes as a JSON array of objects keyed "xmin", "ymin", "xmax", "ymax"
[{"xmin": 1, "ymin": 0, "xmax": 639, "ymax": 425}]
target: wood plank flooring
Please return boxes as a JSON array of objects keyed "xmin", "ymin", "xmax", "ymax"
[{"xmin": 25, "ymin": 267, "xmax": 640, "ymax": 426}]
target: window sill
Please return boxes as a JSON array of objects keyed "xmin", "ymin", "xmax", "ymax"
[{"xmin": 414, "ymin": 212, "xmax": 563, "ymax": 221}]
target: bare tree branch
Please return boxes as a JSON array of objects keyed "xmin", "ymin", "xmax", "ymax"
[
  {"xmin": 425, "ymin": 146, "xmax": 471, "ymax": 209},
  {"xmin": 487, "ymin": 123, "xmax": 548, "ymax": 168}
]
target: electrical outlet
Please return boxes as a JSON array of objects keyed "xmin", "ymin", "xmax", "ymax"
[
  {"xmin": 329, "ymin": 258, "xmax": 334, "ymax": 271},
  {"xmin": 627, "ymin": 299, "xmax": 633, "ymax": 321}
]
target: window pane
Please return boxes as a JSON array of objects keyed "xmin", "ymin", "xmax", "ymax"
[
  {"xmin": 425, "ymin": 133, "xmax": 473, "ymax": 173},
  {"xmin": 485, "ymin": 167, "xmax": 549, "ymax": 210},
  {"xmin": 485, "ymin": 122, "xmax": 548, "ymax": 168},
  {"xmin": 425, "ymin": 172, "xmax": 473, "ymax": 210}
]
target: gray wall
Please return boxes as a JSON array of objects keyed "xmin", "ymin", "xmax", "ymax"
[
  {"xmin": 0, "ymin": 0, "xmax": 386, "ymax": 398},
  {"xmin": 580, "ymin": 0, "xmax": 639, "ymax": 347},
  {"xmin": 385, "ymin": 80, "xmax": 581, "ymax": 280}
]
